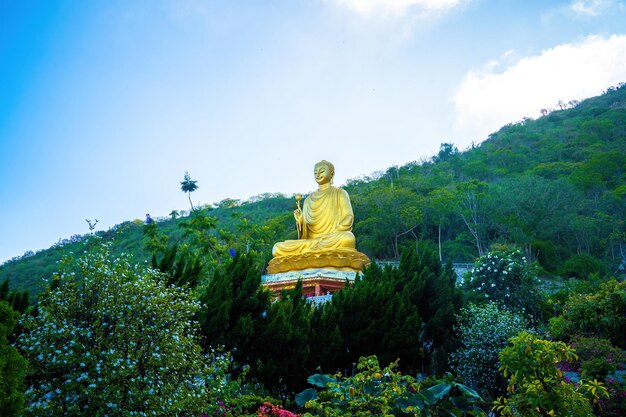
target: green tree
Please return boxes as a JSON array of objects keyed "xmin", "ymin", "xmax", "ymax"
[
  {"xmin": 424, "ymin": 187, "xmax": 457, "ymax": 262},
  {"xmin": 549, "ymin": 279, "xmax": 626, "ymax": 348},
  {"xmin": 559, "ymin": 252, "xmax": 605, "ymax": 279},
  {"xmin": 150, "ymin": 243, "xmax": 204, "ymax": 288},
  {"xmin": 18, "ymin": 243, "xmax": 213, "ymax": 416},
  {"xmin": 254, "ymin": 280, "xmax": 313, "ymax": 395},
  {"xmin": 0, "ymin": 278, "xmax": 30, "ymax": 314},
  {"xmin": 318, "ymin": 262, "xmax": 424, "ymax": 373},
  {"xmin": 180, "ymin": 207, "xmax": 224, "ymax": 264},
  {"xmin": 354, "ymin": 185, "xmax": 422, "ymax": 259},
  {"xmin": 199, "ymin": 252, "xmax": 270, "ymax": 358},
  {"xmin": 315, "ymin": 247, "xmax": 460, "ymax": 375},
  {"xmin": 454, "ymin": 180, "xmax": 489, "ymax": 257},
  {"xmin": 409, "ymin": 248, "xmax": 462, "ymax": 373},
  {"xmin": 490, "ymin": 175, "xmax": 580, "ymax": 260},
  {"xmin": 494, "ymin": 331, "xmax": 607, "ymax": 417},
  {"xmin": 0, "ymin": 301, "xmax": 26, "ymax": 417},
  {"xmin": 180, "ymin": 170, "xmax": 199, "ymax": 211},
  {"xmin": 143, "ymin": 220, "xmax": 204, "ymax": 288}
]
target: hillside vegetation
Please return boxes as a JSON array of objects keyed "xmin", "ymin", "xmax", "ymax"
[
  {"xmin": 2, "ymin": 84, "xmax": 625, "ymax": 296},
  {"xmin": 3, "ymin": 84, "xmax": 626, "ymax": 417}
]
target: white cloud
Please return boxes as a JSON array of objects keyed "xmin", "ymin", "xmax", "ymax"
[
  {"xmin": 570, "ymin": 0, "xmax": 612, "ymax": 16},
  {"xmin": 571, "ymin": 0, "xmax": 603, "ymax": 16},
  {"xmin": 453, "ymin": 34, "xmax": 626, "ymax": 142},
  {"xmin": 328, "ymin": 0, "xmax": 465, "ymax": 17}
]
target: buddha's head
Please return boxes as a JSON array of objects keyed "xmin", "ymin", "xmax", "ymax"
[{"xmin": 314, "ymin": 160, "xmax": 335, "ymax": 185}]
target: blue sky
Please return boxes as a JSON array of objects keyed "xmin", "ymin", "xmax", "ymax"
[{"xmin": 1, "ymin": 0, "xmax": 626, "ymax": 263}]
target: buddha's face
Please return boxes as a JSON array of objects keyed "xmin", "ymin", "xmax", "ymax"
[{"xmin": 314, "ymin": 163, "xmax": 332, "ymax": 185}]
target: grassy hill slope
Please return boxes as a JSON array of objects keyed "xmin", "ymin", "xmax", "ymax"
[{"xmin": 2, "ymin": 84, "xmax": 625, "ymax": 296}]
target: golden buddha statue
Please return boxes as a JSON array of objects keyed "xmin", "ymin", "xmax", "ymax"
[{"xmin": 267, "ymin": 160, "xmax": 370, "ymax": 274}]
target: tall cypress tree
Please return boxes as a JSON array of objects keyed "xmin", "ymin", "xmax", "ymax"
[
  {"xmin": 401, "ymin": 246, "xmax": 462, "ymax": 374},
  {"xmin": 0, "ymin": 301, "xmax": 26, "ymax": 417},
  {"xmin": 198, "ymin": 253, "xmax": 270, "ymax": 362},
  {"xmin": 309, "ymin": 245, "xmax": 461, "ymax": 376},
  {"xmin": 254, "ymin": 280, "xmax": 313, "ymax": 394}
]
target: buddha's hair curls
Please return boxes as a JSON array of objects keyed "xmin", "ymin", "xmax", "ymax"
[{"xmin": 315, "ymin": 160, "xmax": 335, "ymax": 177}]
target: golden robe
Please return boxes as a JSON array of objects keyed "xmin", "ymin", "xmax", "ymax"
[{"xmin": 272, "ymin": 186, "xmax": 356, "ymax": 256}]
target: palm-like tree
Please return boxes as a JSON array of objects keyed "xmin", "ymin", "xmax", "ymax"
[{"xmin": 180, "ymin": 171, "xmax": 198, "ymax": 211}]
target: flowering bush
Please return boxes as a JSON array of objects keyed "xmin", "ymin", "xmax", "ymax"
[
  {"xmin": 257, "ymin": 401, "xmax": 299, "ymax": 417},
  {"xmin": 461, "ymin": 249, "xmax": 542, "ymax": 318},
  {"xmin": 598, "ymin": 377, "xmax": 626, "ymax": 417},
  {"xmin": 18, "ymin": 242, "xmax": 221, "ymax": 416},
  {"xmin": 558, "ymin": 337, "xmax": 626, "ymax": 417},
  {"xmin": 570, "ymin": 337, "xmax": 625, "ymax": 377},
  {"xmin": 450, "ymin": 303, "xmax": 528, "ymax": 398}
]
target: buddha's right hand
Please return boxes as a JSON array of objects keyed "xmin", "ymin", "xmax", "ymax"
[{"xmin": 294, "ymin": 208, "xmax": 302, "ymax": 222}]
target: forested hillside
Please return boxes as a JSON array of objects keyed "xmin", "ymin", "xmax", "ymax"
[{"xmin": 2, "ymin": 84, "xmax": 625, "ymax": 296}]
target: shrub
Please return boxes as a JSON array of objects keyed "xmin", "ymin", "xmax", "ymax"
[
  {"xmin": 297, "ymin": 355, "xmax": 486, "ymax": 416},
  {"xmin": 257, "ymin": 401, "xmax": 299, "ymax": 416},
  {"xmin": 548, "ymin": 315, "xmax": 568, "ymax": 340},
  {"xmin": 450, "ymin": 303, "xmax": 528, "ymax": 398},
  {"xmin": 494, "ymin": 331, "xmax": 608, "ymax": 417},
  {"xmin": 223, "ymin": 395, "xmax": 282, "ymax": 416},
  {"xmin": 18, "ymin": 243, "xmax": 219, "ymax": 416},
  {"xmin": 582, "ymin": 358, "xmax": 615, "ymax": 379},
  {"xmin": 569, "ymin": 337, "xmax": 625, "ymax": 378},
  {"xmin": 461, "ymin": 249, "xmax": 542, "ymax": 319},
  {"xmin": 557, "ymin": 279, "xmax": 626, "ymax": 348},
  {"xmin": 559, "ymin": 337, "xmax": 626, "ymax": 417},
  {"xmin": 560, "ymin": 253, "xmax": 605, "ymax": 279},
  {"xmin": 599, "ymin": 377, "xmax": 626, "ymax": 417},
  {"xmin": 533, "ymin": 239, "xmax": 568, "ymax": 273}
]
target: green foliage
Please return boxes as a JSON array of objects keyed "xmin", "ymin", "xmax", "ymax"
[
  {"xmin": 0, "ymin": 301, "xmax": 26, "ymax": 417},
  {"xmin": 199, "ymin": 252, "xmax": 270, "ymax": 357},
  {"xmin": 489, "ymin": 175, "xmax": 580, "ymax": 259},
  {"xmin": 312, "ymin": 247, "xmax": 461, "ymax": 375},
  {"xmin": 151, "ymin": 243, "xmax": 204, "ymax": 288},
  {"xmin": 353, "ymin": 184, "xmax": 423, "ymax": 259},
  {"xmin": 253, "ymin": 280, "xmax": 313, "ymax": 394},
  {"xmin": 532, "ymin": 239, "xmax": 569, "ymax": 273},
  {"xmin": 582, "ymin": 358, "xmax": 615, "ymax": 380},
  {"xmin": 180, "ymin": 207, "xmax": 224, "ymax": 262},
  {"xmin": 568, "ymin": 337, "xmax": 626, "ymax": 379},
  {"xmin": 560, "ymin": 253, "xmax": 606, "ymax": 279},
  {"xmin": 547, "ymin": 316, "xmax": 568, "ymax": 340},
  {"xmin": 600, "ymin": 377, "xmax": 626, "ymax": 417},
  {"xmin": 555, "ymin": 279, "xmax": 626, "ymax": 348},
  {"xmin": 4, "ymin": 85, "xmax": 626, "ymax": 297},
  {"xmin": 297, "ymin": 355, "xmax": 486, "ymax": 417},
  {"xmin": 181, "ymin": 170, "xmax": 199, "ymax": 210},
  {"xmin": 461, "ymin": 249, "xmax": 543, "ymax": 319},
  {"xmin": 494, "ymin": 331, "xmax": 608, "ymax": 417},
  {"xmin": 450, "ymin": 303, "xmax": 528, "ymax": 398},
  {"xmin": 0, "ymin": 278, "xmax": 29, "ymax": 316},
  {"xmin": 18, "ymin": 242, "xmax": 218, "ymax": 416},
  {"xmin": 226, "ymin": 394, "xmax": 283, "ymax": 416}
]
